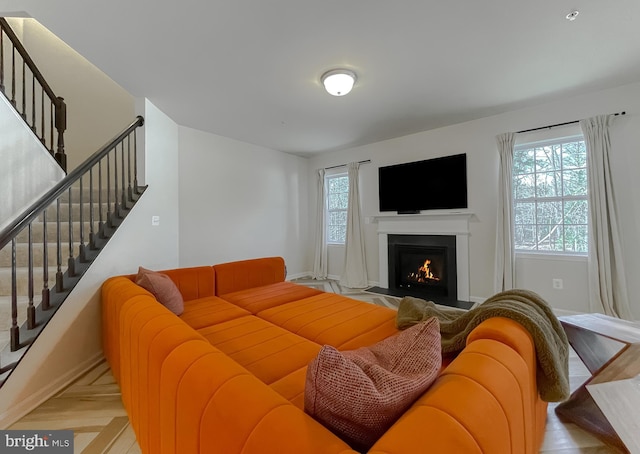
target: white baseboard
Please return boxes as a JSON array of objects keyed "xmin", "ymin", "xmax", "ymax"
[
  {"xmin": 0, "ymin": 351, "xmax": 105, "ymax": 429},
  {"xmin": 286, "ymin": 271, "xmax": 312, "ymax": 280}
]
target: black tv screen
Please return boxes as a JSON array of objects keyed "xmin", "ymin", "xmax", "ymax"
[{"xmin": 378, "ymin": 154, "xmax": 468, "ymax": 213}]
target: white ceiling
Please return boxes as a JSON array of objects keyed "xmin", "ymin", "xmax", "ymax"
[{"xmin": 3, "ymin": 0, "xmax": 640, "ymax": 155}]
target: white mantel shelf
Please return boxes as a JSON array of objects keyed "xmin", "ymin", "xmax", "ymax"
[{"xmin": 370, "ymin": 210, "xmax": 475, "ymax": 222}]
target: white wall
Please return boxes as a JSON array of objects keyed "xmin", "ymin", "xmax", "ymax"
[
  {"xmin": 308, "ymin": 82, "xmax": 640, "ymax": 319},
  {"xmin": 178, "ymin": 127, "xmax": 310, "ymax": 275},
  {"xmin": 0, "ymin": 95, "xmax": 64, "ymax": 231},
  {"xmin": 9, "ymin": 18, "xmax": 135, "ymax": 171},
  {"xmin": 0, "ymin": 98, "xmax": 180, "ymax": 427}
]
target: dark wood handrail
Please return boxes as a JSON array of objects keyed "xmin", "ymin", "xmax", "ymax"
[
  {"xmin": 0, "ymin": 18, "xmax": 60, "ymax": 106},
  {"xmin": 0, "ymin": 116, "xmax": 144, "ymax": 251}
]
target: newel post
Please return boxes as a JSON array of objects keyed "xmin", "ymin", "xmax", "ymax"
[{"xmin": 55, "ymin": 96, "xmax": 67, "ymax": 172}]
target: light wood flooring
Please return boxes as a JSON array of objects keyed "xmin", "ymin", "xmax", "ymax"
[{"xmin": 8, "ymin": 280, "xmax": 616, "ymax": 453}]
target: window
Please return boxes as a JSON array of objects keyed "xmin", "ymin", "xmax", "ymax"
[
  {"xmin": 326, "ymin": 174, "xmax": 349, "ymax": 244},
  {"xmin": 513, "ymin": 136, "xmax": 588, "ymax": 254}
]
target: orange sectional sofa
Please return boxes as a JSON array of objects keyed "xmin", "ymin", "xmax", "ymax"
[{"xmin": 101, "ymin": 257, "xmax": 548, "ymax": 454}]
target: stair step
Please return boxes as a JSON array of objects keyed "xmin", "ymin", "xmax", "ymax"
[
  {"xmin": 58, "ymin": 187, "xmax": 120, "ymax": 203},
  {"xmin": 0, "ymin": 297, "xmax": 29, "ymax": 353},
  {"xmin": 0, "ymin": 243, "xmax": 79, "ymax": 267},
  {"xmin": 0, "ymin": 267, "xmax": 59, "ymax": 297},
  {"xmin": 43, "ymin": 202, "xmax": 111, "ymax": 223},
  {"xmin": 14, "ymin": 221, "xmax": 94, "ymax": 243}
]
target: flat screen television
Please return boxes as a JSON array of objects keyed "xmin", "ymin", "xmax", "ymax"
[{"xmin": 378, "ymin": 153, "xmax": 468, "ymax": 213}]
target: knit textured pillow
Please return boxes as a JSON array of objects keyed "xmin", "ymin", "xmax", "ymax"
[
  {"xmin": 135, "ymin": 267, "xmax": 184, "ymax": 315},
  {"xmin": 304, "ymin": 317, "xmax": 441, "ymax": 451}
]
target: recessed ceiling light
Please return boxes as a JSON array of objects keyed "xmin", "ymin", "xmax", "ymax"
[
  {"xmin": 566, "ymin": 10, "xmax": 579, "ymax": 21},
  {"xmin": 321, "ymin": 69, "xmax": 357, "ymax": 97}
]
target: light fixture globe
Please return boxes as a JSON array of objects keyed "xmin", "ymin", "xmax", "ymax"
[{"xmin": 321, "ymin": 69, "xmax": 357, "ymax": 96}]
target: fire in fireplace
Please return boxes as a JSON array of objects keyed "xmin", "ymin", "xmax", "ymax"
[{"xmin": 407, "ymin": 259, "xmax": 441, "ymax": 285}]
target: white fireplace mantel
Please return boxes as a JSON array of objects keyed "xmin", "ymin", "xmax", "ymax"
[{"xmin": 374, "ymin": 211, "xmax": 472, "ymax": 301}]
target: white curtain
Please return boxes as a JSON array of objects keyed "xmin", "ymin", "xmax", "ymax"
[
  {"xmin": 340, "ymin": 162, "xmax": 368, "ymax": 288},
  {"xmin": 312, "ymin": 168, "xmax": 328, "ymax": 280},
  {"xmin": 581, "ymin": 115, "xmax": 632, "ymax": 319},
  {"xmin": 494, "ymin": 132, "xmax": 516, "ymax": 292}
]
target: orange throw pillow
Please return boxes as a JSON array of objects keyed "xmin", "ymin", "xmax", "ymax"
[
  {"xmin": 304, "ymin": 317, "xmax": 441, "ymax": 451},
  {"xmin": 135, "ymin": 267, "xmax": 184, "ymax": 315}
]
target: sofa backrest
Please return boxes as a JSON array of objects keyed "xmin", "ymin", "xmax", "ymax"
[
  {"xmin": 158, "ymin": 266, "xmax": 216, "ymax": 301},
  {"xmin": 214, "ymin": 256, "xmax": 286, "ymax": 296},
  {"xmin": 123, "ymin": 266, "xmax": 216, "ymax": 301}
]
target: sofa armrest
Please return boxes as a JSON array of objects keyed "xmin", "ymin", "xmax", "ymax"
[
  {"xmin": 213, "ymin": 257, "xmax": 286, "ymax": 296},
  {"xmin": 466, "ymin": 316, "xmax": 536, "ymax": 374}
]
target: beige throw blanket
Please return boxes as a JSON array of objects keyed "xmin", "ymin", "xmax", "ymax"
[{"xmin": 397, "ymin": 289, "xmax": 569, "ymax": 402}]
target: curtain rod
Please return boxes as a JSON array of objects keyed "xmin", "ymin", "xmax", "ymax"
[
  {"xmin": 324, "ymin": 159, "xmax": 371, "ymax": 170},
  {"xmin": 516, "ymin": 111, "xmax": 626, "ymax": 134}
]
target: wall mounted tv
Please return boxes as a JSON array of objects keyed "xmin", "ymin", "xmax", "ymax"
[{"xmin": 378, "ymin": 153, "xmax": 468, "ymax": 213}]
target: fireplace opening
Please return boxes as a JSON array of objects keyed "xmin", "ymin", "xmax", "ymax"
[
  {"xmin": 388, "ymin": 234, "xmax": 457, "ymax": 301},
  {"xmin": 398, "ymin": 246, "xmax": 447, "ymax": 295}
]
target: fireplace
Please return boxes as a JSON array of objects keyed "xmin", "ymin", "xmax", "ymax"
[
  {"xmin": 376, "ymin": 212, "xmax": 472, "ymax": 303},
  {"xmin": 388, "ymin": 234, "xmax": 457, "ymax": 301}
]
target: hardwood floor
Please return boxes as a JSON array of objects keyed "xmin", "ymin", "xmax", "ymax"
[
  {"xmin": 7, "ymin": 279, "xmax": 616, "ymax": 453},
  {"xmin": 8, "ymin": 361, "xmax": 139, "ymax": 453}
]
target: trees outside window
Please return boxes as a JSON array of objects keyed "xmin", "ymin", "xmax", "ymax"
[
  {"xmin": 326, "ymin": 174, "xmax": 349, "ymax": 244},
  {"xmin": 513, "ymin": 137, "xmax": 588, "ymax": 254}
]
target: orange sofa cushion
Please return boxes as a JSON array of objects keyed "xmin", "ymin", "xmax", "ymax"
[
  {"xmin": 221, "ymin": 281, "xmax": 323, "ymax": 313},
  {"xmin": 270, "ymin": 366, "xmax": 308, "ymax": 409},
  {"xmin": 197, "ymin": 315, "xmax": 322, "ymax": 385},
  {"xmin": 305, "ymin": 317, "xmax": 442, "ymax": 451},
  {"xmin": 179, "ymin": 295, "xmax": 250, "ymax": 329},
  {"xmin": 258, "ymin": 293, "xmax": 399, "ymax": 349}
]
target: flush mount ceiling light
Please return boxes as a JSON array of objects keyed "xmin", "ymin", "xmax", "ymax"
[
  {"xmin": 565, "ymin": 10, "xmax": 579, "ymax": 21},
  {"xmin": 321, "ymin": 69, "xmax": 357, "ymax": 96}
]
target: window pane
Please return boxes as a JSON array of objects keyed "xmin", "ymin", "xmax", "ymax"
[
  {"xmin": 328, "ymin": 225, "xmax": 346, "ymax": 243},
  {"xmin": 328, "ymin": 176, "xmax": 348, "ymax": 194},
  {"xmin": 328, "ymin": 225, "xmax": 339, "ymax": 243},
  {"xmin": 537, "ymin": 225, "xmax": 564, "ymax": 251},
  {"xmin": 564, "ymin": 200, "xmax": 588, "ymax": 225},
  {"xmin": 536, "ymin": 172, "xmax": 561, "ymax": 198},
  {"xmin": 562, "ymin": 141, "xmax": 587, "ymax": 169},
  {"xmin": 562, "ymin": 169, "xmax": 587, "ymax": 196},
  {"xmin": 515, "ymin": 202, "xmax": 535, "ymax": 225},
  {"xmin": 515, "ymin": 225, "xmax": 536, "ymax": 250},
  {"xmin": 514, "ymin": 174, "xmax": 535, "ymax": 199},
  {"xmin": 513, "ymin": 149, "xmax": 534, "ymax": 175},
  {"xmin": 564, "ymin": 225, "xmax": 588, "ymax": 253},
  {"xmin": 537, "ymin": 201, "xmax": 563, "ymax": 225},
  {"xmin": 329, "ymin": 210, "xmax": 347, "ymax": 226},
  {"xmin": 535, "ymin": 145, "xmax": 561, "ymax": 172},
  {"xmin": 328, "ymin": 193, "xmax": 348, "ymax": 210}
]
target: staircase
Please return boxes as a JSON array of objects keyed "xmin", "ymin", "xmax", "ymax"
[{"xmin": 0, "ymin": 18, "xmax": 147, "ymax": 386}]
